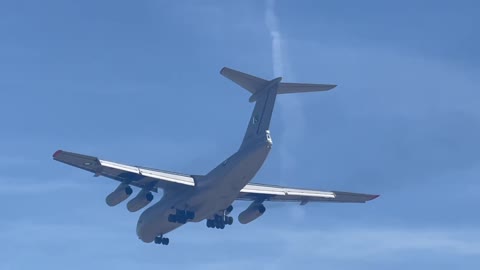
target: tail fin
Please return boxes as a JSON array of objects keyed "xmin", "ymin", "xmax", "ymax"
[{"xmin": 220, "ymin": 67, "xmax": 336, "ymax": 149}]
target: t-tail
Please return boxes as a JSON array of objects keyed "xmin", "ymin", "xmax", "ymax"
[{"xmin": 220, "ymin": 67, "xmax": 337, "ymax": 150}]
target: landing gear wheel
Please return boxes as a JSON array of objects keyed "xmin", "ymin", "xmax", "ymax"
[
  {"xmin": 168, "ymin": 214, "xmax": 177, "ymax": 223},
  {"xmin": 226, "ymin": 216, "xmax": 234, "ymax": 225},
  {"xmin": 179, "ymin": 216, "xmax": 188, "ymax": 224},
  {"xmin": 154, "ymin": 235, "xmax": 170, "ymax": 245},
  {"xmin": 206, "ymin": 214, "xmax": 233, "ymax": 229},
  {"xmin": 206, "ymin": 219, "xmax": 214, "ymax": 228},
  {"xmin": 162, "ymin": 238, "xmax": 169, "ymax": 245},
  {"xmin": 186, "ymin": 211, "xmax": 195, "ymax": 220},
  {"xmin": 170, "ymin": 209, "xmax": 195, "ymax": 224}
]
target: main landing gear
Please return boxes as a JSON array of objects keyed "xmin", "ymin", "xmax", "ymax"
[
  {"xmin": 154, "ymin": 235, "xmax": 170, "ymax": 246},
  {"xmin": 206, "ymin": 215, "xmax": 233, "ymax": 229},
  {"xmin": 206, "ymin": 206, "xmax": 234, "ymax": 229},
  {"xmin": 168, "ymin": 209, "xmax": 195, "ymax": 224}
]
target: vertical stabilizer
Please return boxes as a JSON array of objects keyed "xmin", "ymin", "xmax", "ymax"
[
  {"xmin": 240, "ymin": 77, "xmax": 281, "ymax": 149},
  {"xmin": 220, "ymin": 67, "xmax": 336, "ymax": 149}
]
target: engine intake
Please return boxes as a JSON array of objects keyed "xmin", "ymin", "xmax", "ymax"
[
  {"xmin": 106, "ymin": 183, "xmax": 133, "ymax": 207},
  {"xmin": 127, "ymin": 189, "xmax": 154, "ymax": 212},
  {"xmin": 238, "ymin": 202, "xmax": 266, "ymax": 224}
]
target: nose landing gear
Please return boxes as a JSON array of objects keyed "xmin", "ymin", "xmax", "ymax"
[{"xmin": 154, "ymin": 235, "xmax": 170, "ymax": 246}]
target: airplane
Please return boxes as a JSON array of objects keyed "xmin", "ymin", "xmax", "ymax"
[{"xmin": 53, "ymin": 67, "xmax": 379, "ymax": 246}]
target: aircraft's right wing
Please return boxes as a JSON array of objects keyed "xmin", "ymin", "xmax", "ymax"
[
  {"xmin": 53, "ymin": 150, "xmax": 195, "ymax": 192},
  {"xmin": 238, "ymin": 182, "xmax": 379, "ymax": 204}
]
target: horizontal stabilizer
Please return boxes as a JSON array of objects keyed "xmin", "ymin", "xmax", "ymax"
[
  {"xmin": 221, "ymin": 67, "xmax": 336, "ymax": 102},
  {"xmin": 278, "ymin": 82, "xmax": 336, "ymax": 94},
  {"xmin": 220, "ymin": 67, "xmax": 268, "ymax": 94}
]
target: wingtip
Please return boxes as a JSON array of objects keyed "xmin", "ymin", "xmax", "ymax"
[
  {"xmin": 369, "ymin": 194, "xmax": 380, "ymax": 200},
  {"xmin": 52, "ymin": 150, "xmax": 63, "ymax": 158},
  {"xmin": 220, "ymin": 66, "xmax": 228, "ymax": 75}
]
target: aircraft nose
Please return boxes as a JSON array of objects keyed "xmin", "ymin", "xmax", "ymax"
[{"xmin": 136, "ymin": 218, "xmax": 156, "ymax": 243}]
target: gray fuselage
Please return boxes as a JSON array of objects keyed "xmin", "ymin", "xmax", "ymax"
[{"xmin": 136, "ymin": 136, "xmax": 271, "ymax": 243}]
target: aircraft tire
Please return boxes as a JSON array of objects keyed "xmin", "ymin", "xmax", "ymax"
[
  {"xmin": 180, "ymin": 216, "xmax": 188, "ymax": 224},
  {"xmin": 186, "ymin": 211, "xmax": 195, "ymax": 220},
  {"xmin": 162, "ymin": 238, "xmax": 170, "ymax": 245}
]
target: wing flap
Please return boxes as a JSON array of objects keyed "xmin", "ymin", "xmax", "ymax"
[
  {"xmin": 138, "ymin": 168, "xmax": 195, "ymax": 186},
  {"xmin": 238, "ymin": 183, "xmax": 378, "ymax": 204},
  {"xmin": 53, "ymin": 150, "xmax": 195, "ymax": 191},
  {"xmin": 240, "ymin": 186, "xmax": 286, "ymax": 196},
  {"xmin": 100, "ymin": 160, "xmax": 139, "ymax": 174}
]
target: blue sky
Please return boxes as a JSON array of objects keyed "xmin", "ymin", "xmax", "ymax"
[{"xmin": 0, "ymin": 0, "xmax": 479, "ymax": 269}]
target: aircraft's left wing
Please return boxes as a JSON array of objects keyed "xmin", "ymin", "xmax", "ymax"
[
  {"xmin": 238, "ymin": 183, "xmax": 378, "ymax": 204},
  {"xmin": 53, "ymin": 150, "xmax": 195, "ymax": 192}
]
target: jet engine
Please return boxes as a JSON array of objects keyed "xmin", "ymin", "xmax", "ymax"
[
  {"xmin": 238, "ymin": 202, "xmax": 266, "ymax": 224},
  {"xmin": 106, "ymin": 183, "xmax": 133, "ymax": 206},
  {"xmin": 127, "ymin": 189, "xmax": 154, "ymax": 212}
]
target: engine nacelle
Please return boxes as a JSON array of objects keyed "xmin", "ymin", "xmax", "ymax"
[
  {"xmin": 106, "ymin": 183, "xmax": 133, "ymax": 207},
  {"xmin": 127, "ymin": 189, "xmax": 154, "ymax": 212},
  {"xmin": 238, "ymin": 202, "xmax": 266, "ymax": 224}
]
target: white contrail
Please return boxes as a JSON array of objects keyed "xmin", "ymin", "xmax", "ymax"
[
  {"xmin": 265, "ymin": 0, "xmax": 306, "ymax": 221},
  {"xmin": 265, "ymin": 0, "xmax": 284, "ymax": 78}
]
